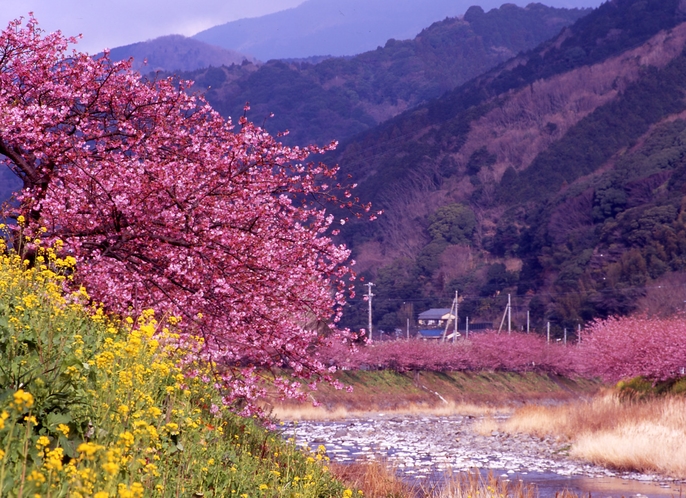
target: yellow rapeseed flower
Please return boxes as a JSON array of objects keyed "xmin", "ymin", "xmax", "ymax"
[
  {"xmin": 118, "ymin": 431, "xmax": 135, "ymax": 447},
  {"xmin": 12, "ymin": 389, "xmax": 34, "ymax": 410},
  {"xmin": 146, "ymin": 425, "xmax": 159, "ymax": 441},
  {"xmin": 77, "ymin": 442, "xmax": 104, "ymax": 457},
  {"xmin": 139, "ymin": 323, "xmax": 155, "ymax": 337},
  {"xmin": 0, "ymin": 410, "xmax": 9, "ymax": 429},
  {"xmin": 164, "ymin": 422, "xmax": 179, "ymax": 435},
  {"xmin": 144, "ymin": 463, "xmax": 159, "ymax": 476},
  {"xmin": 36, "ymin": 435, "xmax": 51, "ymax": 449},
  {"xmin": 27, "ymin": 470, "xmax": 46, "ymax": 484},
  {"xmin": 102, "ymin": 461, "xmax": 119, "ymax": 476},
  {"xmin": 147, "ymin": 406, "xmax": 162, "ymax": 418},
  {"xmin": 45, "ymin": 447, "xmax": 64, "ymax": 471},
  {"xmin": 117, "ymin": 482, "xmax": 144, "ymax": 498}
]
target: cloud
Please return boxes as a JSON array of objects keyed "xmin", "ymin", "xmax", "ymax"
[{"xmin": 0, "ymin": 0, "xmax": 304, "ymax": 53}]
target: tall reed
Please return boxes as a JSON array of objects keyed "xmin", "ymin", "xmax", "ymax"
[{"xmin": 502, "ymin": 394, "xmax": 686, "ymax": 478}]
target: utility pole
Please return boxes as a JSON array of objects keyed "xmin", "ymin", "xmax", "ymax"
[
  {"xmin": 578, "ymin": 323, "xmax": 581, "ymax": 345},
  {"xmin": 564, "ymin": 327, "xmax": 567, "ymax": 345},
  {"xmin": 454, "ymin": 290, "xmax": 458, "ymax": 343},
  {"xmin": 547, "ymin": 322, "xmax": 550, "ymax": 344},
  {"xmin": 366, "ymin": 282, "xmax": 374, "ymax": 341},
  {"xmin": 499, "ymin": 294, "xmax": 512, "ymax": 334},
  {"xmin": 407, "ymin": 318, "xmax": 410, "ymax": 341},
  {"xmin": 497, "ymin": 299, "xmax": 507, "ymax": 334},
  {"xmin": 442, "ymin": 291, "xmax": 459, "ymax": 342},
  {"xmin": 466, "ymin": 316, "xmax": 469, "ymax": 339}
]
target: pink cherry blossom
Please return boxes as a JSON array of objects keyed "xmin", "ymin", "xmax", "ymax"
[
  {"xmin": 581, "ymin": 316, "xmax": 686, "ymax": 382},
  {"xmin": 0, "ymin": 16, "xmax": 363, "ymax": 413}
]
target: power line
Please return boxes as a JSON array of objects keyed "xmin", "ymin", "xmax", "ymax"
[{"xmin": 343, "ymin": 280, "xmax": 686, "ymax": 303}]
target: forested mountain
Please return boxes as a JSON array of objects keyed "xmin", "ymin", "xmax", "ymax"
[
  {"xmin": 333, "ymin": 0, "xmax": 686, "ymax": 335},
  {"xmin": 180, "ymin": 3, "xmax": 588, "ymax": 146},
  {"xmin": 106, "ymin": 35, "xmax": 254, "ymax": 73}
]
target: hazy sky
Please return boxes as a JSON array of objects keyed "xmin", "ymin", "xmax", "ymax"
[
  {"xmin": 0, "ymin": 0, "xmax": 306, "ymax": 54},
  {"xmin": 0, "ymin": 0, "xmax": 602, "ymax": 55}
]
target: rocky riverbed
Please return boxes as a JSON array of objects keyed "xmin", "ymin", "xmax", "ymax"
[{"xmin": 285, "ymin": 413, "xmax": 685, "ymax": 497}]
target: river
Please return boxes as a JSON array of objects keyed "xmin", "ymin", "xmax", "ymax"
[{"xmin": 285, "ymin": 413, "xmax": 685, "ymax": 498}]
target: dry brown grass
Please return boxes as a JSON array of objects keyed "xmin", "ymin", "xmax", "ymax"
[
  {"xmin": 329, "ymin": 459, "xmax": 415, "ymax": 498},
  {"xmin": 571, "ymin": 399, "xmax": 686, "ymax": 477},
  {"xmin": 437, "ymin": 470, "xmax": 540, "ymax": 498},
  {"xmin": 502, "ymin": 394, "xmax": 686, "ymax": 478},
  {"xmin": 472, "ymin": 416, "xmax": 499, "ymax": 436},
  {"xmin": 330, "ymin": 463, "xmax": 584, "ymax": 498},
  {"xmin": 271, "ymin": 401, "xmax": 498, "ymax": 421}
]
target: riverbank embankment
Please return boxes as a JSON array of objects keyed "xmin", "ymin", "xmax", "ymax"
[{"xmin": 268, "ymin": 371, "xmax": 602, "ymax": 419}]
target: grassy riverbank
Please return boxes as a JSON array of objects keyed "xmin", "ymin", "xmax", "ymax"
[{"xmin": 269, "ymin": 370, "xmax": 602, "ymax": 419}]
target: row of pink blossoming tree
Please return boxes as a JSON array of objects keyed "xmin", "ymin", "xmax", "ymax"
[
  {"xmin": 1, "ymin": 17, "xmax": 684, "ymax": 417},
  {"xmin": 320, "ymin": 316, "xmax": 686, "ymax": 383}
]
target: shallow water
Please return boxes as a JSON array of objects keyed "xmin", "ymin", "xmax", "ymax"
[
  {"xmin": 405, "ymin": 470, "xmax": 683, "ymax": 498},
  {"xmin": 500, "ymin": 472, "xmax": 682, "ymax": 498}
]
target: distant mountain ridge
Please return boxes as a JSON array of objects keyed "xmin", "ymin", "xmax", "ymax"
[
  {"xmin": 180, "ymin": 3, "xmax": 589, "ymax": 146},
  {"xmin": 106, "ymin": 35, "xmax": 254, "ymax": 73},
  {"xmin": 192, "ymin": 0, "xmax": 599, "ymax": 61}
]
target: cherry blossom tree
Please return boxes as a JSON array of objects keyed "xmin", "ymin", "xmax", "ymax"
[
  {"xmin": 581, "ymin": 316, "xmax": 686, "ymax": 382},
  {"xmin": 321, "ymin": 331, "xmax": 582, "ymax": 376},
  {"xmin": 0, "ymin": 16, "xmax": 370, "ymax": 412}
]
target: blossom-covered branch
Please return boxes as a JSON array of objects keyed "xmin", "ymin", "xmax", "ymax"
[{"xmin": 0, "ymin": 16, "xmax": 369, "ymax": 412}]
